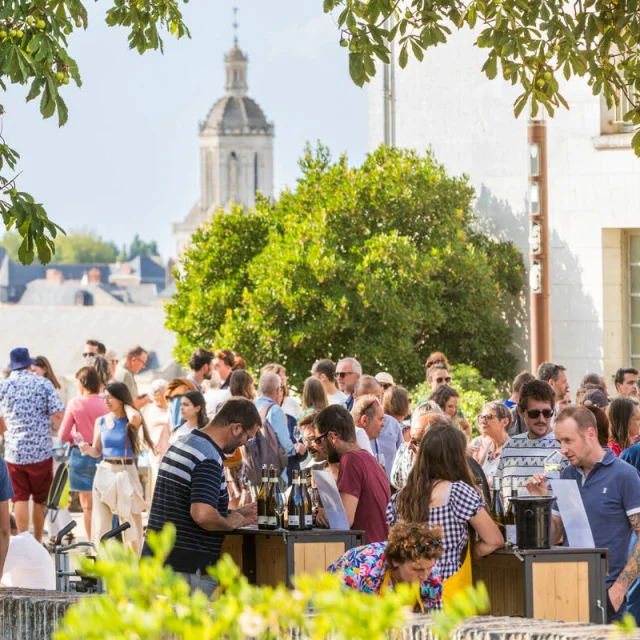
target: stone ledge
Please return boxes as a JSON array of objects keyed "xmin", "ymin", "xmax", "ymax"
[{"xmin": 592, "ymin": 132, "xmax": 635, "ymax": 150}]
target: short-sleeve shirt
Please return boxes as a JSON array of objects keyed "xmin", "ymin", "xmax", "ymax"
[
  {"xmin": 338, "ymin": 449, "xmax": 391, "ymax": 544},
  {"xmin": 142, "ymin": 430, "xmax": 229, "ymax": 573},
  {"xmin": 562, "ymin": 447, "xmax": 640, "ymax": 587},
  {"xmin": 0, "ymin": 457, "xmax": 14, "ymax": 501},
  {"xmin": 114, "ymin": 363, "xmax": 138, "ymax": 400},
  {"xmin": 495, "ymin": 431, "xmax": 567, "ymax": 490},
  {"xmin": 0, "ymin": 370, "xmax": 65, "ymax": 464},
  {"xmin": 387, "ymin": 481, "xmax": 484, "ymax": 580},
  {"xmin": 328, "ymin": 542, "xmax": 442, "ymax": 613},
  {"xmin": 58, "ymin": 395, "xmax": 107, "ymax": 445}
]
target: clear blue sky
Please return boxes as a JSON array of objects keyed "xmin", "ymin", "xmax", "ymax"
[{"xmin": 1, "ymin": 1, "xmax": 369, "ymax": 258}]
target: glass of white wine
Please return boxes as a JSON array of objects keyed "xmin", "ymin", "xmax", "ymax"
[
  {"xmin": 543, "ymin": 450, "xmax": 565, "ymax": 479},
  {"xmin": 274, "ymin": 491, "xmax": 286, "ymax": 530}
]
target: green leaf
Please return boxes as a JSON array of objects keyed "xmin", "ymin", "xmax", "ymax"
[
  {"xmin": 467, "ymin": 5, "xmax": 477, "ymax": 29},
  {"xmin": 410, "ymin": 39, "xmax": 424, "ymax": 62},
  {"xmin": 398, "ymin": 44, "xmax": 408, "ymax": 68}
]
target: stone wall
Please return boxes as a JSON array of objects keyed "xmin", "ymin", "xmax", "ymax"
[{"xmin": 0, "ymin": 589, "xmax": 635, "ymax": 639}]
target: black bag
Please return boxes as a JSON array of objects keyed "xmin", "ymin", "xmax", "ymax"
[{"xmin": 241, "ymin": 404, "xmax": 288, "ymax": 485}]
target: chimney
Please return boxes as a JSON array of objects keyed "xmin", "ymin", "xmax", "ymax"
[
  {"xmin": 88, "ymin": 267, "xmax": 101, "ymax": 284},
  {"xmin": 46, "ymin": 269, "xmax": 64, "ymax": 285}
]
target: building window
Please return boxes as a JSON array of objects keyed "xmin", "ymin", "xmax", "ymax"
[
  {"xmin": 630, "ymin": 235, "xmax": 640, "ymax": 370},
  {"xmin": 254, "ymin": 153, "xmax": 259, "ymax": 195},
  {"xmin": 601, "ymin": 87, "xmax": 637, "ymax": 135}
]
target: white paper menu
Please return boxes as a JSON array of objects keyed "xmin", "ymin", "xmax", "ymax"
[
  {"xmin": 311, "ymin": 469, "xmax": 350, "ymax": 531},
  {"xmin": 549, "ymin": 479, "xmax": 595, "ymax": 548}
]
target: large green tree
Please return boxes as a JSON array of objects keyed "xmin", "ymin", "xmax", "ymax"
[
  {"xmin": 326, "ymin": 0, "xmax": 640, "ymax": 151},
  {"xmin": 166, "ymin": 145, "xmax": 525, "ymax": 388}
]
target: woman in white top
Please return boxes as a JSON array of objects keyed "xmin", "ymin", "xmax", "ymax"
[
  {"xmin": 170, "ymin": 390, "xmax": 208, "ymax": 443},
  {"xmin": 470, "ymin": 401, "xmax": 512, "ymax": 482}
]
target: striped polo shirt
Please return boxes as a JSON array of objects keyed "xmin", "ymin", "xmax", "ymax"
[
  {"xmin": 142, "ymin": 429, "xmax": 229, "ymax": 573},
  {"xmin": 495, "ymin": 431, "xmax": 567, "ymax": 491}
]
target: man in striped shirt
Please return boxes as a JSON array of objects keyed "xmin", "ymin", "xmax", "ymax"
[
  {"xmin": 142, "ymin": 397, "xmax": 260, "ymax": 595},
  {"xmin": 495, "ymin": 380, "xmax": 567, "ymax": 491}
]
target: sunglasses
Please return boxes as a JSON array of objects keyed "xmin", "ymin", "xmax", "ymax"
[
  {"xmin": 336, "ymin": 371, "xmax": 354, "ymax": 378},
  {"xmin": 478, "ymin": 414, "xmax": 497, "ymax": 422},
  {"xmin": 380, "ymin": 383, "xmax": 392, "ymax": 390},
  {"xmin": 435, "ymin": 376, "xmax": 452, "ymax": 384},
  {"xmin": 313, "ymin": 432, "xmax": 329, "ymax": 444},
  {"xmin": 82, "ymin": 352, "xmax": 94, "ymax": 358},
  {"xmin": 525, "ymin": 408, "xmax": 554, "ymax": 419},
  {"xmin": 362, "ymin": 397, "xmax": 379, "ymax": 414}
]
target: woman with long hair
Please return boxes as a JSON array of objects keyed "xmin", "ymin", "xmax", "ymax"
[
  {"xmin": 171, "ymin": 390, "xmax": 207, "ymax": 443},
  {"xmin": 608, "ymin": 396, "xmax": 640, "ymax": 456},
  {"xmin": 301, "ymin": 376, "xmax": 328, "ymax": 413},
  {"xmin": 229, "ymin": 369, "xmax": 256, "ymax": 401},
  {"xmin": 387, "ymin": 423, "xmax": 503, "ymax": 581},
  {"xmin": 33, "ymin": 355, "xmax": 66, "ymax": 404},
  {"xmin": 58, "ymin": 367, "xmax": 108, "ymax": 539},
  {"xmin": 80, "ymin": 381, "xmax": 155, "ymax": 553}
]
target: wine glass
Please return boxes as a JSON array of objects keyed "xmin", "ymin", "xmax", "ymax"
[
  {"xmin": 543, "ymin": 450, "xmax": 564, "ymax": 479},
  {"xmin": 274, "ymin": 491, "xmax": 286, "ymax": 530}
]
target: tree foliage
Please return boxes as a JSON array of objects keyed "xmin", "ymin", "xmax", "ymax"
[
  {"xmin": 166, "ymin": 144, "xmax": 525, "ymax": 389},
  {"xmin": 325, "ymin": 0, "xmax": 640, "ymax": 154},
  {"xmin": 1, "ymin": 228, "xmax": 160, "ymax": 263},
  {"xmin": 118, "ymin": 233, "xmax": 160, "ymax": 261},
  {"xmin": 0, "ymin": 0, "xmax": 189, "ymax": 264}
]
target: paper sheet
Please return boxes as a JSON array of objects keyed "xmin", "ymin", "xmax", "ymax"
[
  {"xmin": 549, "ymin": 479, "xmax": 595, "ymax": 548},
  {"xmin": 312, "ymin": 469, "xmax": 350, "ymax": 530}
]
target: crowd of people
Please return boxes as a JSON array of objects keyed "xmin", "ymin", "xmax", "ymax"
[{"xmin": 2, "ymin": 342, "xmax": 640, "ymax": 623}]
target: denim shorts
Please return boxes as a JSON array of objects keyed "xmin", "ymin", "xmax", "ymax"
[{"xmin": 69, "ymin": 447, "xmax": 100, "ymax": 492}]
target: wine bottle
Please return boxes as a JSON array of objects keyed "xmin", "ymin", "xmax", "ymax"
[
  {"xmin": 505, "ymin": 476, "xmax": 518, "ymax": 546},
  {"xmin": 490, "ymin": 476, "xmax": 505, "ymax": 538},
  {"xmin": 287, "ymin": 470, "xmax": 303, "ymax": 530},
  {"xmin": 302, "ymin": 469, "xmax": 314, "ymax": 530},
  {"xmin": 266, "ymin": 466, "xmax": 278, "ymax": 530},
  {"xmin": 257, "ymin": 464, "xmax": 269, "ymax": 530}
]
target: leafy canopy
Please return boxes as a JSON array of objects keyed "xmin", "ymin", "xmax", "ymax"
[
  {"xmin": 325, "ymin": 0, "xmax": 640, "ymax": 154},
  {"xmin": 0, "ymin": 0, "xmax": 189, "ymax": 264},
  {"xmin": 166, "ymin": 144, "xmax": 524, "ymax": 389}
]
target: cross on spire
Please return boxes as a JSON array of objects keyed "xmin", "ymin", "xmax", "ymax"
[{"xmin": 233, "ymin": 6, "xmax": 239, "ymax": 46}]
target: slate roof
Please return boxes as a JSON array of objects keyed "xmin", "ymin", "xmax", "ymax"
[{"xmin": 17, "ymin": 281, "xmax": 160, "ymax": 307}]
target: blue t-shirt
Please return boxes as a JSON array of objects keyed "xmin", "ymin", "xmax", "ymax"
[
  {"xmin": 0, "ymin": 456, "xmax": 14, "ymax": 501},
  {"xmin": 554, "ymin": 448, "xmax": 640, "ymax": 586}
]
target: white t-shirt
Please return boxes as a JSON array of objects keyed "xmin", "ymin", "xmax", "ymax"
[
  {"xmin": 355, "ymin": 427, "xmax": 374, "ymax": 454},
  {"xmin": 282, "ymin": 395, "xmax": 302, "ymax": 420},
  {"xmin": 2, "ymin": 532, "xmax": 56, "ymax": 590},
  {"xmin": 328, "ymin": 390, "xmax": 347, "ymax": 405},
  {"xmin": 169, "ymin": 424, "xmax": 196, "ymax": 444},
  {"xmin": 204, "ymin": 388, "xmax": 231, "ymax": 419}
]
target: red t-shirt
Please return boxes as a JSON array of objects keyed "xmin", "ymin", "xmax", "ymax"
[{"xmin": 337, "ymin": 449, "xmax": 391, "ymax": 544}]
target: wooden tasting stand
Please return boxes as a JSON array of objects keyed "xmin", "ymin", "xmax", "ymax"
[
  {"xmin": 221, "ymin": 526, "xmax": 364, "ymax": 588},
  {"xmin": 472, "ymin": 547, "xmax": 608, "ymax": 624}
]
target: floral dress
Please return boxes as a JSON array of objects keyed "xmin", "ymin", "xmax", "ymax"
[{"xmin": 328, "ymin": 542, "xmax": 442, "ymax": 612}]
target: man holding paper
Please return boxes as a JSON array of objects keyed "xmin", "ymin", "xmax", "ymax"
[{"xmin": 526, "ymin": 405, "xmax": 640, "ymax": 623}]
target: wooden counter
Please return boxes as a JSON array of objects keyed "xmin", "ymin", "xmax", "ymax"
[
  {"xmin": 472, "ymin": 547, "xmax": 608, "ymax": 624},
  {"xmin": 221, "ymin": 527, "xmax": 364, "ymax": 588}
]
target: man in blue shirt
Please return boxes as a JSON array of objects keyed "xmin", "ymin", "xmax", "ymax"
[
  {"xmin": 0, "ymin": 456, "xmax": 13, "ymax": 577},
  {"xmin": 527, "ymin": 405, "xmax": 640, "ymax": 622},
  {"xmin": 254, "ymin": 372, "xmax": 305, "ymax": 482}
]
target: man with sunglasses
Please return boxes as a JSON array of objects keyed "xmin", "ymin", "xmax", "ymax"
[
  {"xmin": 426, "ymin": 364, "xmax": 452, "ymax": 391},
  {"xmin": 494, "ymin": 379, "xmax": 566, "ymax": 491},
  {"xmin": 115, "ymin": 345, "xmax": 152, "ymax": 410},
  {"xmin": 335, "ymin": 358, "xmax": 362, "ymax": 411},
  {"xmin": 142, "ymin": 398, "xmax": 260, "ymax": 596}
]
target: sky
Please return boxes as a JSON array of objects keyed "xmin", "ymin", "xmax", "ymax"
[{"xmin": 1, "ymin": 1, "xmax": 369, "ymax": 258}]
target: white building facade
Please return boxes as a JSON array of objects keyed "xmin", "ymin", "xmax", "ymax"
[
  {"xmin": 173, "ymin": 43, "xmax": 274, "ymax": 256},
  {"xmin": 368, "ymin": 30, "xmax": 640, "ymax": 388}
]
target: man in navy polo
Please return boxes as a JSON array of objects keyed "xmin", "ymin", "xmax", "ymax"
[{"xmin": 527, "ymin": 405, "xmax": 640, "ymax": 623}]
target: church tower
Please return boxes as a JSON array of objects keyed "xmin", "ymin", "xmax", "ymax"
[{"xmin": 173, "ymin": 28, "xmax": 274, "ymax": 256}]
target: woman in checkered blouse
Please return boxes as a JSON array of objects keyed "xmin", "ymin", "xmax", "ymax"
[{"xmin": 386, "ymin": 420, "xmax": 504, "ymax": 580}]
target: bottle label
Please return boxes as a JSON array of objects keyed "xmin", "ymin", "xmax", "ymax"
[
  {"xmin": 258, "ymin": 515, "xmax": 268, "ymax": 525},
  {"xmin": 304, "ymin": 514, "xmax": 313, "ymax": 527},
  {"xmin": 288, "ymin": 515, "xmax": 300, "ymax": 527},
  {"xmin": 506, "ymin": 524, "xmax": 517, "ymax": 545},
  {"xmin": 267, "ymin": 516, "xmax": 277, "ymax": 526}
]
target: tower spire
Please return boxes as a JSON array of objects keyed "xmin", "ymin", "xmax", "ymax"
[{"xmin": 233, "ymin": 5, "xmax": 239, "ymax": 47}]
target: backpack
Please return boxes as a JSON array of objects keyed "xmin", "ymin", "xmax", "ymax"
[
  {"xmin": 241, "ymin": 403, "xmax": 288, "ymax": 485},
  {"xmin": 46, "ymin": 462, "xmax": 70, "ymax": 520}
]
